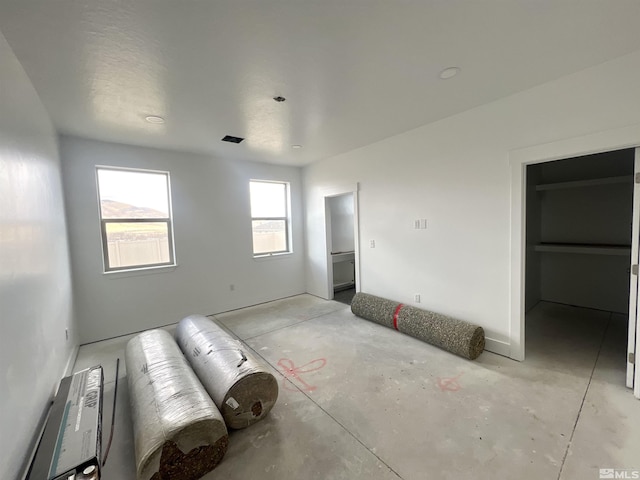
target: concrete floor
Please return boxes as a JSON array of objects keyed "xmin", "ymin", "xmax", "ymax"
[
  {"xmin": 71, "ymin": 295, "xmax": 640, "ymax": 480},
  {"xmin": 333, "ymin": 287, "xmax": 356, "ymax": 305}
]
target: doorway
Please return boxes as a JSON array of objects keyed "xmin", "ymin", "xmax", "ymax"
[
  {"xmin": 518, "ymin": 146, "xmax": 640, "ymax": 397},
  {"xmin": 325, "ymin": 192, "xmax": 358, "ymax": 304}
]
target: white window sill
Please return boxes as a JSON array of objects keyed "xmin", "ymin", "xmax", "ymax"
[
  {"xmin": 103, "ymin": 264, "xmax": 178, "ymax": 278},
  {"xmin": 253, "ymin": 252, "xmax": 293, "ymax": 261}
]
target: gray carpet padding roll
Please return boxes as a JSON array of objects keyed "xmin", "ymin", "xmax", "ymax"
[
  {"xmin": 176, "ymin": 314, "xmax": 279, "ymax": 429},
  {"xmin": 351, "ymin": 292, "xmax": 485, "ymax": 360},
  {"xmin": 125, "ymin": 329, "xmax": 228, "ymax": 480}
]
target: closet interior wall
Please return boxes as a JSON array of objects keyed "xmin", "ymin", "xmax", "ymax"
[{"xmin": 525, "ymin": 149, "xmax": 635, "ymax": 314}]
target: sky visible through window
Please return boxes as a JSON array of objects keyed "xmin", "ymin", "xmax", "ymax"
[
  {"xmin": 250, "ymin": 181, "xmax": 286, "ymax": 217},
  {"xmin": 97, "ymin": 169, "xmax": 169, "ymax": 215}
]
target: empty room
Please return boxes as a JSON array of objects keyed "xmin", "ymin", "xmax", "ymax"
[{"xmin": 2, "ymin": 2, "xmax": 640, "ymax": 480}]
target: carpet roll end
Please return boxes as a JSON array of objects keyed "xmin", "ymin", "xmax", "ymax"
[
  {"xmin": 468, "ymin": 327, "xmax": 485, "ymax": 360},
  {"xmin": 125, "ymin": 329, "xmax": 228, "ymax": 480},
  {"xmin": 176, "ymin": 315, "xmax": 279, "ymax": 430}
]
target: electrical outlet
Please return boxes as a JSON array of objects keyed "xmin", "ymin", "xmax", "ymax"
[
  {"xmin": 420, "ymin": 219, "xmax": 427, "ymax": 229},
  {"xmin": 414, "ymin": 294, "xmax": 421, "ymax": 303},
  {"xmin": 230, "ymin": 284, "xmax": 235, "ymax": 291},
  {"xmin": 370, "ymin": 240, "xmax": 376, "ymax": 248},
  {"xmin": 414, "ymin": 219, "xmax": 421, "ymax": 229}
]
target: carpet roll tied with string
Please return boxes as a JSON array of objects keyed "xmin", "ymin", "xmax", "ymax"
[
  {"xmin": 176, "ymin": 314, "xmax": 279, "ymax": 429},
  {"xmin": 125, "ymin": 329, "xmax": 228, "ymax": 480},
  {"xmin": 351, "ymin": 292, "xmax": 485, "ymax": 360}
]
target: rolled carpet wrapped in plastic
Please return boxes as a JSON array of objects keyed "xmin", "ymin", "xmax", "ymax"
[
  {"xmin": 351, "ymin": 292, "xmax": 485, "ymax": 360},
  {"xmin": 125, "ymin": 329, "xmax": 228, "ymax": 480},
  {"xmin": 176, "ymin": 314, "xmax": 279, "ymax": 429}
]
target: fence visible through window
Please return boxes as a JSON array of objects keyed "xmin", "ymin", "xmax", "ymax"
[
  {"xmin": 96, "ymin": 167, "xmax": 176, "ymax": 272},
  {"xmin": 250, "ymin": 180, "xmax": 290, "ymax": 256}
]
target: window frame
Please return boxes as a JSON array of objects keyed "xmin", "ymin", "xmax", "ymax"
[
  {"xmin": 96, "ymin": 166, "xmax": 176, "ymax": 273},
  {"xmin": 250, "ymin": 180, "xmax": 292, "ymax": 257}
]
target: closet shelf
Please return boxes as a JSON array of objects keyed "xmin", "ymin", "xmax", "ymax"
[
  {"xmin": 535, "ymin": 175, "xmax": 633, "ymax": 191},
  {"xmin": 332, "ymin": 251, "xmax": 355, "ymax": 263},
  {"xmin": 534, "ymin": 243, "xmax": 631, "ymax": 256}
]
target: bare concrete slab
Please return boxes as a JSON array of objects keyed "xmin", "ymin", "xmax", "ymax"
[
  {"xmin": 215, "ymin": 294, "xmax": 347, "ymax": 340},
  {"xmin": 71, "ymin": 297, "xmax": 638, "ymax": 480},
  {"xmin": 559, "ymin": 313, "xmax": 640, "ymax": 479},
  {"xmin": 246, "ymin": 307, "xmax": 602, "ymax": 480},
  {"xmin": 204, "ymin": 364, "xmax": 400, "ymax": 480}
]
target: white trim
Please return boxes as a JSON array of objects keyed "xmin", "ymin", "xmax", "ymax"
[
  {"xmin": 325, "ymin": 196, "xmax": 334, "ymax": 299},
  {"xmin": 509, "ymin": 123, "xmax": 640, "ymax": 363},
  {"xmin": 249, "ymin": 180, "xmax": 293, "ymax": 257},
  {"xmin": 353, "ymin": 188, "xmax": 361, "ymax": 294},
  {"xmin": 96, "ymin": 166, "xmax": 176, "ymax": 273},
  {"xmin": 628, "ymin": 149, "xmax": 640, "ymax": 389},
  {"xmin": 322, "ymin": 184, "xmax": 360, "ymax": 300},
  {"xmin": 509, "ymin": 123, "xmax": 640, "ymax": 165},
  {"xmin": 509, "ymin": 161, "xmax": 526, "ymax": 361},
  {"xmin": 253, "ymin": 251, "xmax": 294, "ymax": 261},
  {"xmin": 484, "ymin": 337, "xmax": 511, "ymax": 358},
  {"xmin": 635, "ymin": 149, "xmax": 640, "ymax": 400},
  {"xmin": 103, "ymin": 263, "xmax": 177, "ymax": 277},
  {"xmin": 484, "ymin": 337, "xmax": 511, "ymax": 357},
  {"xmin": 63, "ymin": 344, "xmax": 79, "ymax": 378}
]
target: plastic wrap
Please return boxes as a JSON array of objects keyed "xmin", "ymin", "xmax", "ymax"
[
  {"xmin": 176, "ymin": 314, "xmax": 279, "ymax": 429},
  {"xmin": 351, "ymin": 292, "xmax": 485, "ymax": 360},
  {"xmin": 125, "ymin": 329, "xmax": 228, "ymax": 480}
]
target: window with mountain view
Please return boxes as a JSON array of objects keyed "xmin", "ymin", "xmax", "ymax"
[
  {"xmin": 96, "ymin": 167, "xmax": 175, "ymax": 272},
  {"xmin": 250, "ymin": 180, "xmax": 291, "ymax": 256}
]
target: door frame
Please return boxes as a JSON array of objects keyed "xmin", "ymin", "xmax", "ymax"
[
  {"xmin": 630, "ymin": 148, "xmax": 640, "ymax": 391},
  {"xmin": 323, "ymin": 185, "xmax": 360, "ymax": 300},
  {"xmin": 509, "ymin": 124, "xmax": 640, "ymax": 398}
]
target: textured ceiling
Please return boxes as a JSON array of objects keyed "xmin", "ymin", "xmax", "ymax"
[{"xmin": 1, "ymin": 1, "xmax": 640, "ymax": 166}]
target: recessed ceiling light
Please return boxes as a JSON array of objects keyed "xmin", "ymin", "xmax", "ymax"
[
  {"xmin": 145, "ymin": 115, "xmax": 165, "ymax": 124},
  {"xmin": 292, "ymin": 145, "xmax": 302, "ymax": 149},
  {"xmin": 439, "ymin": 67, "xmax": 460, "ymax": 80}
]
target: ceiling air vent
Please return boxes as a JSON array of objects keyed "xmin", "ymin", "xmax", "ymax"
[{"xmin": 222, "ymin": 135, "xmax": 244, "ymax": 144}]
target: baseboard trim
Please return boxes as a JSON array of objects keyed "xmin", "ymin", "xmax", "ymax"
[
  {"xmin": 484, "ymin": 337, "xmax": 511, "ymax": 358},
  {"xmin": 63, "ymin": 344, "xmax": 79, "ymax": 378}
]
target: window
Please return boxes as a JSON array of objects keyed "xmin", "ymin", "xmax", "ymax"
[
  {"xmin": 96, "ymin": 167, "xmax": 175, "ymax": 272},
  {"xmin": 250, "ymin": 180, "xmax": 291, "ymax": 256}
]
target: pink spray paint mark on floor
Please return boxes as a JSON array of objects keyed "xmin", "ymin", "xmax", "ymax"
[
  {"xmin": 278, "ymin": 357, "xmax": 327, "ymax": 392},
  {"xmin": 437, "ymin": 372, "xmax": 464, "ymax": 392}
]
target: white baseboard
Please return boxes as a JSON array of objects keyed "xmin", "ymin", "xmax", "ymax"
[
  {"xmin": 63, "ymin": 344, "xmax": 79, "ymax": 377},
  {"xmin": 484, "ymin": 337, "xmax": 511, "ymax": 358}
]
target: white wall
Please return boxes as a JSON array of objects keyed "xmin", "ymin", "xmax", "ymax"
[
  {"xmin": 60, "ymin": 136, "xmax": 305, "ymax": 343},
  {"xmin": 304, "ymin": 49, "xmax": 640, "ymax": 352},
  {"xmin": 0, "ymin": 33, "xmax": 76, "ymax": 480}
]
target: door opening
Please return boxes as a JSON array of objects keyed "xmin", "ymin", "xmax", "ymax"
[
  {"xmin": 523, "ymin": 148, "xmax": 638, "ymax": 394},
  {"xmin": 325, "ymin": 192, "xmax": 358, "ymax": 304}
]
